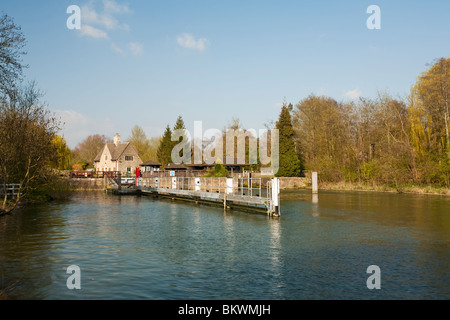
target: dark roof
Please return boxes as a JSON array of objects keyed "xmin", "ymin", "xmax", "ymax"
[
  {"xmin": 186, "ymin": 163, "xmax": 214, "ymax": 168},
  {"xmin": 140, "ymin": 160, "xmax": 161, "ymax": 167},
  {"xmin": 223, "ymin": 163, "xmax": 252, "ymax": 167},
  {"xmin": 165, "ymin": 163, "xmax": 187, "ymax": 170}
]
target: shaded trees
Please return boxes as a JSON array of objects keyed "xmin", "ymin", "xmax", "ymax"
[
  {"xmin": 293, "ymin": 93, "xmax": 415, "ymax": 187},
  {"xmin": 0, "ymin": 83, "xmax": 60, "ymax": 214},
  {"xmin": 293, "ymin": 96, "xmax": 350, "ymax": 180},
  {"xmin": 157, "ymin": 125, "xmax": 173, "ymax": 167},
  {"xmin": 409, "ymin": 57, "xmax": 450, "ymax": 186}
]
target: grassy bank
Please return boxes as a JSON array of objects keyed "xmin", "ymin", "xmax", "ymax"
[{"xmin": 317, "ymin": 181, "xmax": 450, "ymax": 195}]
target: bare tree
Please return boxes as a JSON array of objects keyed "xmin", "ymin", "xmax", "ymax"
[
  {"xmin": 72, "ymin": 134, "xmax": 109, "ymax": 167},
  {"xmin": 0, "ymin": 13, "xmax": 27, "ymax": 97}
]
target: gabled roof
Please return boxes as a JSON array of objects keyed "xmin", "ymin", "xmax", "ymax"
[{"xmin": 94, "ymin": 142, "xmax": 134, "ymax": 162}]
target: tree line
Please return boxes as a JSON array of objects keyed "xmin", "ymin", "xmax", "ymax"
[
  {"xmin": 75, "ymin": 55, "xmax": 450, "ymax": 190},
  {"xmin": 292, "ymin": 57, "xmax": 450, "ymax": 188},
  {"xmin": 66, "ymin": 128, "xmax": 161, "ymax": 171}
]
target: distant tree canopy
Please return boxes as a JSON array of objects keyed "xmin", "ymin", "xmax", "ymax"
[
  {"xmin": 291, "ymin": 57, "xmax": 450, "ymax": 187},
  {"xmin": 128, "ymin": 125, "xmax": 161, "ymax": 163},
  {"xmin": 72, "ymin": 134, "xmax": 109, "ymax": 168}
]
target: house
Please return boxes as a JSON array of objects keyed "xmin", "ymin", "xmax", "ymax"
[{"xmin": 94, "ymin": 133, "xmax": 143, "ymax": 175}]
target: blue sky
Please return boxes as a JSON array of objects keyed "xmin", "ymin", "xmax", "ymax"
[{"xmin": 2, "ymin": 0, "xmax": 450, "ymax": 148}]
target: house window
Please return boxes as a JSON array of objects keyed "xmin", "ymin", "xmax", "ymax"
[
  {"xmin": 105, "ymin": 155, "xmax": 107, "ymax": 160},
  {"xmin": 125, "ymin": 156, "xmax": 133, "ymax": 161}
]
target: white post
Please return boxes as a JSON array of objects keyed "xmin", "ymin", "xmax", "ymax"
[
  {"xmin": 312, "ymin": 172, "xmax": 318, "ymax": 194},
  {"xmin": 172, "ymin": 177, "xmax": 177, "ymax": 189},
  {"xmin": 226, "ymin": 178, "xmax": 233, "ymax": 194},
  {"xmin": 195, "ymin": 177, "xmax": 201, "ymax": 191},
  {"xmin": 271, "ymin": 178, "xmax": 280, "ymax": 216}
]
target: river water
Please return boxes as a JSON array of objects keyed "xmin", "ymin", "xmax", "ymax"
[{"xmin": 0, "ymin": 190, "xmax": 448, "ymax": 300}]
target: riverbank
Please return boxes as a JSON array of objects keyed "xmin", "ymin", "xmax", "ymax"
[
  {"xmin": 64, "ymin": 177, "xmax": 450, "ymax": 196},
  {"xmin": 318, "ymin": 181, "xmax": 450, "ymax": 195}
]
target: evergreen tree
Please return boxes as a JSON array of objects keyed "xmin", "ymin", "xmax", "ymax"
[
  {"xmin": 172, "ymin": 115, "xmax": 186, "ymax": 148},
  {"xmin": 276, "ymin": 103, "xmax": 302, "ymax": 177},
  {"xmin": 172, "ymin": 115, "xmax": 190, "ymax": 162},
  {"xmin": 173, "ymin": 115, "xmax": 185, "ymax": 131},
  {"xmin": 157, "ymin": 125, "xmax": 173, "ymax": 166}
]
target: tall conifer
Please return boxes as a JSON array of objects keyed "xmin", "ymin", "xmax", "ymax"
[{"xmin": 276, "ymin": 103, "xmax": 302, "ymax": 177}]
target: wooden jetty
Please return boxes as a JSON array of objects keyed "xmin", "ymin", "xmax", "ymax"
[{"xmin": 104, "ymin": 174, "xmax": 281, "ymax": 216}]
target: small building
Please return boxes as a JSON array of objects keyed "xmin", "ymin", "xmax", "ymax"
[
  {"xmin": 223, "ymin": 163, "xmax": 252, "ymax": 175},
  {"xmin": 94, "ymin": 133, "xmax": 143, "ymax": 175},
  {"xmin": 186, "ymin": 163, "xmax": 214, "ymax": 173},
  {"xmin": 140, "ymin": 160, "xmax": 162, "ymax": 177},
  {"xmin": 165, "ymin": 163, "xmax": 187, "ymax": 171},
  {"xmin": 163, "ymin": 163, "xmax": 187, "ymax": 177}
]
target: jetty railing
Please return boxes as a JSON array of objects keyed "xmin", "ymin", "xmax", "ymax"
[
  {"xmin": 0, "ymin": 184, "xmax": 21, "ymax": 199},
  {"xmin": 138, "ymin": 176, "xmax": 280, "ymax": 216}
]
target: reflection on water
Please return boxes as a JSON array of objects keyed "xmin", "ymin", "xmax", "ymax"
[
  {"xmin": 311, "ymin": 194, "xmax": 319, "ymax": 217},
  {"xmin": 0, "ymin": 190, "xmax": 449, "ymax": 299}
]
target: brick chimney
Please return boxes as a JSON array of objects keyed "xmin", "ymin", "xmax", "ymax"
[{"xmin": 114, "ymin": 133, "xmax": 121, "ymax": 146}]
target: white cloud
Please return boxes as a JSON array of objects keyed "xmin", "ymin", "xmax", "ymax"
[
  {"xmin": 111, "ymin": 42, "xmax": 125, "ymax": 55},
  {"xmin": 81, "ymin": 4, "xmax": 128, "ymax": 31},
  {"xmin": 177, "ymin": 33, "xmax": 209, "ymax": 52},
  {"xmin": 128, "ymin": 42, "xmax": 144, "ymax": 56},
  {"xmin": 103, "ymin": 0, "xmax": 131, "ymax": 14},
  {"xmin": 77, "ymin": 1, "xmax": 145, "ymax": 57},
  {"xmin": 79, "ymin": 1, "xmax": 130, "ymax": 40},
  {"xmin": 344, "ymin": 88, "xmax": 363, "ymax": 100},
  {"xmin": 80, "ymin": 24, "xmax": 108, "ymax": 39}
]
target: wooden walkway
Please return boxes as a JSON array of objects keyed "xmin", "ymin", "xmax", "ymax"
[{"xmin": 105, "ymin": 175, "xmax": 280, "ymax": 216}]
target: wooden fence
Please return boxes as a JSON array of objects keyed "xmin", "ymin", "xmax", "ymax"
[{"xmin": 0, "ymin": 184, "xmax": 21, "ymax": 199}]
